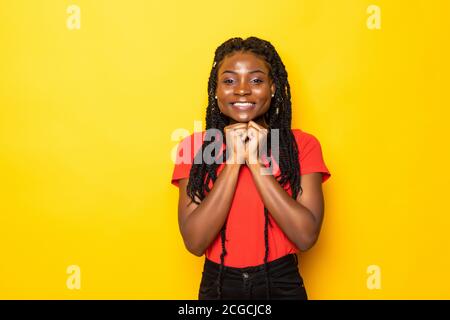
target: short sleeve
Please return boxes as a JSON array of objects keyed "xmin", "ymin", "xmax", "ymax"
[
  {"xmin": 171, "ymin": 132, "xmax": 203, "ymax": 187},
  {"xmin": 296, "ymin": 131, "xmax": 331, "ymax": 183}
]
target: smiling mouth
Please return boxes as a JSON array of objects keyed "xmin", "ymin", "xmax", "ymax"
[{"xmin": 230, "ymin": 102, "xmax": 256, "ymax": 110}]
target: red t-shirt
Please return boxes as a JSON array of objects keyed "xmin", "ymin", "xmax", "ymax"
[{"xmin": 171, "ymin": 128, "xmax": 331, "ymax": 267}]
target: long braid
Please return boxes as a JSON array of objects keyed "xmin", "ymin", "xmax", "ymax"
[
  {"xmin": 217, "ymin": 223, "xmax": 227, "ymax": 299},
  {"xmin": 263, "ymin": 207, "xmax": 271, "ymax": 299},
  {"xmin": 187, "ymin": 37, "xmax": 302, "ymax": 300}
]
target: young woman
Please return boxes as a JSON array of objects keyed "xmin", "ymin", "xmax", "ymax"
[{"xmin": 171, "ymin": 37, "xmax": 331, "ymax": 300}]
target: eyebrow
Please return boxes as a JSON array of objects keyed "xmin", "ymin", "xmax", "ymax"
[{"xmin": 221, "ymin": 69, "xmax": 266, "ymax": 75}]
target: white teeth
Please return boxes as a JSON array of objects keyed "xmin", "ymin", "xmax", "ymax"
[{"xmin": 232, "ymin": 102, "xmax": 255, "ymax": 107}]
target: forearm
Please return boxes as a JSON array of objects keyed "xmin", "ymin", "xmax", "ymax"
[
  {"xmin": 181, "ymin": 164, "xmax": 241, "ymax": 255},
  {"xmin": 248, "ymin": 164, "xmax": 318, "ymax": 251}
]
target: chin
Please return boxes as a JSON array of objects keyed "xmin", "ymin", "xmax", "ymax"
[{"xmin": 231, "ymin": 114, "xmax": 254, "ymax": 123}]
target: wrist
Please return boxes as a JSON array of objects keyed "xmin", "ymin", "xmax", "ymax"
[
  {"xmin": 225, "ymin": 162, "xmax": 242, "ymax": 172},
  {"xmin": 247, "ymin": 162, "xmax": 262, "ymax": 173}
]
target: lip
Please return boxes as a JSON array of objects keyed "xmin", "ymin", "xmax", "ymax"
[{"xmin": 229, "ymin": 101, "xmax": 257, "ymax": 110}]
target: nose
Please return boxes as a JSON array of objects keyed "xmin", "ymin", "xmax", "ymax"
[{"xmin": 234, "ymin": 82, "xmax": 251, "ymax": 96}]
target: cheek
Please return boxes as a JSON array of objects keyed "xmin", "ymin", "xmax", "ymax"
[
  {"xmin": 254, "ymin": 87, "xmax": 272, "ymax": 99},
  {"xmin": 216, "ymin": 85, "xmax": 233, "ymax": 97}
]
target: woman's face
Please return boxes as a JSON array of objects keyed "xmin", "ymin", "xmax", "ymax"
[{"xmin": 215, "ymin": 51, "xmax": 275, "ymax": 125}]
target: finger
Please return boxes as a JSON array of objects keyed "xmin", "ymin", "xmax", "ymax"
[
  {"xmin": 248, "ymin": 127, "xmax": 258, "ymax": 140},
  {"xmin": 225, "ymin": 131, "xmax": 236, "ymax": 145},
  {"xmin": 234, "ymin": 128, "xmax": 247, "ymax": 134},
  {"xmin": 227, "ymin": 123, "xmax": 247, "ymax": 130},
  {"xmin": 224, "ymin": 124, "xmax": 246, "ymax": 136},
  {"xmin": 259, "ymin": 128, "xmax": 268, "ymax": 137},
  {"xmin": 248, "ymin": 121, "xmax": 262, "ymax": 130},
  {"xmin": 235, "ymin": 128, "xmax": 248, "ymax": 141}
]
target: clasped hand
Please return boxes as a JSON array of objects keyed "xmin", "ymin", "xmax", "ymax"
[{"xmin": 224, "ymin": 121, "xmax": 268, "ymax": 166}]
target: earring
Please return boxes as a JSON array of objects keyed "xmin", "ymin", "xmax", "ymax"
[
  {"xmin": 215, "ymin": 96, "xmax": 217, "ymax": 99},
  {"xmin": 271, "ymin": 94, "xmax": 274, "ymax": 97}
]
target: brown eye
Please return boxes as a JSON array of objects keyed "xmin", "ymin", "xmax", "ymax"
[{"xmin": 252, "ymin": 79, "xmax": 263, "ymax": 84}]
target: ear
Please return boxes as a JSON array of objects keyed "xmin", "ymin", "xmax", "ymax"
[{"xmin": 271, "ymin": 83, "xmax": 276, "ymax": 97}]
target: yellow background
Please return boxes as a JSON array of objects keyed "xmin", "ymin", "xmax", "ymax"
[{"xmin": 0, "ymin": 0, "xmax": 449, "ymax": 299}]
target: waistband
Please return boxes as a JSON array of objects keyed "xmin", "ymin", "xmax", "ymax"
[{"xmin": 204, "ymin": 253, "xmax": 299, "ymax": 274}]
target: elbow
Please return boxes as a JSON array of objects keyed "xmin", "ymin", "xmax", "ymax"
[
  {"xmin": 188, "ymin": 246, "xmax": 205, "ymax": 257},
  {"xmin": 184, "ymin": 239, "xmax": 205, "ymax": 257},
  {"xmin": 296, "ymin": 233, "xmax": 319, "ymax": 252},
  {"xmin": 180, "ymin": 222, "xmax": 205, "ymax": 257}
]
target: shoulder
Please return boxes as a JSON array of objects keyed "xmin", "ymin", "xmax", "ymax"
[
  {"xmin": 291, "ymin": 128, "xmax": 331, "ymax": 182},
  {"xmin": 173, "ymin": 131, "xmax": 207, "ymax": 165},
  {"xmin": 177, "ymin": 131, "xmax": 207, "ymax": 149},
  {"xmin": 180, "ymin": 130, "xmax": 206, "ymax": 142},
  {"xmin": 291, "ymin": 128, "xmax": 322, "ymax": 151}
]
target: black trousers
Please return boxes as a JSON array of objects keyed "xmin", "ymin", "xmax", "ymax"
[{"xmin": 198, "ymin": 253, "xmax": 308, "ymax": 300}]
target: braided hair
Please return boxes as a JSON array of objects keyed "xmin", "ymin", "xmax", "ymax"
[{"xmin": 187, "ymin": 36, "xmax": 302, "ymax": 299}]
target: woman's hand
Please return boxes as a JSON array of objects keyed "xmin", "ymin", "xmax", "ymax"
[
  {"xmin": 246, "ymin": 121, "xmax": 268, "ymax": 167},
  {"xmin": 224, "ymin": 121, "xmax": 268, "ymax": 166},
  {"xmin": 224, "ymin": 123, "xmax": 248, "ymax": 165}
]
